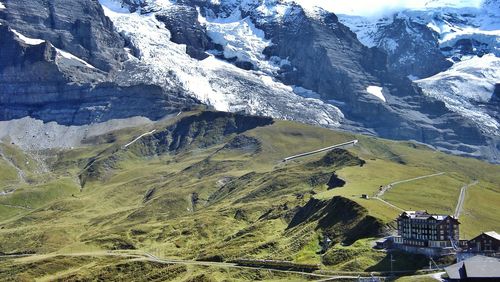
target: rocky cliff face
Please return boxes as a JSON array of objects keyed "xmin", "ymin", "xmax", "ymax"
[
  {"xmin": 373, "ymin": 18, "xmax": 452, "ymax": 79},
  {"xmin": 0, "ymin": 0, "xmax": 199, "ymax": 125},
  {"xmin": 0, "ymin": 0, "xmax": 498, "ymax": 162},
  {"xmin": 0, "ymin": 0, "xmax": 127, "ymax": 71},
  {"xmin": 156, "ymin": 6, "xmax": 218, "ymax": 60},
  {"xmin": 337, "ymin": 1, "xmax": 499, "ymax": 161},
  {"xmin": 183, "ymin": 0, "xmax": 494, "ymax": 160}
]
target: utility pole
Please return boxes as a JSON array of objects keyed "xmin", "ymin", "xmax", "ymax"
[{"xmin": 390, "ymin": 253, "xmax": 395, "ymax": 277}]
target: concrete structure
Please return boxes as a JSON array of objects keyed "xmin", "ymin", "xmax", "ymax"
[
  {"xmin": 467, "ymin": 231, "xmax": 500, "ymax": 253},
  {"xmin": 396, "ymin": 211, "xmax": 460, "ymax": 247},
  {"xmin": 392, "ymin": 211, "xmax": 460, "ymax": 256},
  {"xmin": 320, "ymin": 235, "xmax": 332, "ymax": 253},
  {"xmin": 445, "ymin": 255, "xmax": 500, "ymax": 281},
  {"xmin": 374, "ymin": 238, "xmax": 391, "ymax": 249},
  {"xmin": 457, "ymin": 231, "xmax": 500, "ymax": 261}
]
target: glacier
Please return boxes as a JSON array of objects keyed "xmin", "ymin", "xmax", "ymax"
[
  {"xmin": 417, "ymin": 54, "xmax": 499, "ymax": 136},
  {"xmin": 335, "ymin": 0, "xmax": 499, "ymax": 137},
  {"xmin": 98, "ymin": 0, "xmax": 344, "ymax": 127}
]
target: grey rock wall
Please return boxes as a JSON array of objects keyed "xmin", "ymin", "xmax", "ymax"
[{"xmin": 0, "ymin": 14, "xmax": 198, "ymax": 126}]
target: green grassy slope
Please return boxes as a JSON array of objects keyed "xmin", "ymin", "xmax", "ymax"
[
  {"xmin": 0, "ymin": 111, "xmax": 498, "ymax": 280},
  {"xmin": 0, "ymin": 254, "xmax": 312, "ymax": 282}
]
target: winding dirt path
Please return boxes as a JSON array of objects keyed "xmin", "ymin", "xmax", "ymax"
[
  {"xmin": 453, "ymin": 180, "xmax": 479, "ymax": 218},
  {"xmin": 375, "ymin": 172, "xmax": 445, "ymax": 198},
  {"xmin": 0, "ymin": 251, "xmax": 361, "ymax": 281},
  {"xmin": 0, "ymin": 147, "xmax": 26, "ymax": 196}
]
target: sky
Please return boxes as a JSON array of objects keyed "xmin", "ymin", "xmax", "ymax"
[{"xmin": 291, "ymin": 0, "xmax": 485, "ymax": 16}]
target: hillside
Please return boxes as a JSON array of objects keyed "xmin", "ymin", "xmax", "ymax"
[
  {"xmin": 0, "ymin": 0, "xmax": 498, "ymax": 163},
  {"xmin": 0, "ymin": 111, "xmax": 498, "ymax": 280}
]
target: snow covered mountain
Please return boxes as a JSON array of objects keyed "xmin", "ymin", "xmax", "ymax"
[
  {"xmin": 338, "ymin": 0, "xmax": 499, "ymax": 151},
  {"xmin": 416, "ymin": 54, "xmax": 499, "ymax": 135},
  {"xmin": 0, "ymin": 0, "xmax": 498, "ymax": 162},
  {"xmin": 98, "ymin": 0, "xmax": 344, "ymax": 127}
]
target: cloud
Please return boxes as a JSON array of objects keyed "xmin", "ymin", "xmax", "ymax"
[{"xmin": 290, "ymin": 0, "xmax": 484, "ymax": 16}]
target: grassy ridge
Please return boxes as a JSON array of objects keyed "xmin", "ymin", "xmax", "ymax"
[
  {"xmin": 0, "ymin": 111, "xmax": 498, "ymax": 280},
  {"xmin": 314, "ymin": 135, "xmax": 499, "ymax": 237},
  {"xmin": 0, "ymin": 254, "xmax": 311, "ymax": 281}
]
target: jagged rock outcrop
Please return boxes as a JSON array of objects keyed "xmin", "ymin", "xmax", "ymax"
[
  {"xmin": 327, "ymin": 173, "xmax": 346, "ymax": 189},
  {"xmin": 0, "ymin": 0, "xmax": 127, "ymax": 71},
  {"xmin": 131, "ymin": 111, "xmax": 273, "ymax": 154},
  {"xmin": 155, "ymin": 1, "xmax": 489, "ymax": 160},
  {"xmin": 373, "ymin": 18, "xmax": 452, "ymax": 79},
  {"xmin": 156, "ymin": 6, "xmax": 219, "ymax": 60},
  {"xmin": 288, "ymin": 196, "xmax": 386, "ymax": 245},
  {"xmin": 221, "ymin": 135, "xmax": 262, "ymax": 154},
  {"xmin": 309, "ymin": 148, "xmax": 366, "ymax": 168},
  {"xmin": 0, "ymin": 0, "xmax": 201, "ymax": 126},
  {"xmin": 338, "ymin": 2, "xmax": 499, "ymax": 161},
  {"xmin": 0, "ymin": 25, "xmax": 198, "ymax": 125},
  {"xmin": 493, "ymin": 84, "xmax": 500, "ymax": 103},
  {"xmin": 261, "ymin": 10, "xmax": 387, "ymax": 103},
  {"xmin": 79, "ymin": 111, "xmax": 273, "ymax": 184},
  {"xmin": 121, "ymin": 0, "xmax": 147, "ymax": 12},
  {"xmin": 0, "ymin": 0, "xmax": 497, "ymax": 162}
]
